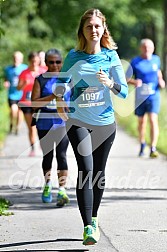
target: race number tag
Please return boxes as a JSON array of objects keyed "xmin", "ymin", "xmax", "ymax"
[
  {"xmin": 76, "ymin": 86, "xmax": 105, "ymax": 108},
  {"xmin": 12, "ymin": 76, "xmax": 19, "ymax": 87},
  {"xmin": 25, "ymin": 91, "xmax": 32, "ymax": 101},
  {"xmin": 140, "ymin": 83, "xmax": 155, "ymax": 95},
  {"xmin": 46, "ymin": 99, "xmax": 56, "ymax": 109}
]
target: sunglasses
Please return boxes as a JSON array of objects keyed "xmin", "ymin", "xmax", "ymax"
[{"xmin": 48, "ymin": 60, "xmax": 62, "ymax": 64}]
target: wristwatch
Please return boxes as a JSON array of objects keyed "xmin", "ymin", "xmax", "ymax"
[{"xmin": 55, "ymin": 94, "xmax": 63, "ymax": 98}]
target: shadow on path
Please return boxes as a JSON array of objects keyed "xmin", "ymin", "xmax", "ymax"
[
  {"xmin": 1, "ymin": 186, "xmax": 167, "ymax": 213},
  {"xmin": 0, "ymin": 250, "xmax": 88, "ymax": 252},
  {"xmin": 0, "ymin": 187, "xmax": 78, "ymax": 210},
  {"xmin": 0, "ymin": 238, "xmax": 89, "ymax": 252}
]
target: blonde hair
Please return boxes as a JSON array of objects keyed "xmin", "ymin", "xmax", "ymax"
[
  {"xmin": 13, "ymin": 51, "xmax": 24, "ymax": 60},
  {"xmin": 76, "ymin": 9, "xmax": 117, "ymax": 51}
]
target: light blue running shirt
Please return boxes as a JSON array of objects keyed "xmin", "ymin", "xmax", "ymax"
[
  {"xmin": 4, "ymin": 64, "xmax": 28, "ymax": 100},
  {"xmin": 57, "ymin": 48, "xmax": 128, "ymax": 126}
]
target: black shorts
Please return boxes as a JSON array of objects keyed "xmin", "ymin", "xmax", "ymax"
[
  {"xmin": 21, "ymin": 107, "xmax": 34, "ymax": 114},
  {"xmin": 8, "ymin": 99, "xmax": 20, "ymax": 107}
]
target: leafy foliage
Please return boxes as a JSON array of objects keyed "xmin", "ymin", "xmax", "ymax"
[
  {"xmin": 0, "ymin": 0, "xmax": 165, "ymax": 61},
  {"xmin": 0, "ymin": 197, "xmax": 13, "ymax": 216},
  {"xmin": 0, "ymin": 0, "xmax": 166, "ymax": 144}
]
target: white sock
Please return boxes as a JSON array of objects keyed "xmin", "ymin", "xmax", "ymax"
[
  {"xmin": 59, "ymin": 186, "xmax": 65, "ymax": 191},
  {"xmin": 46, "ymin": 181, "xmax": 51, "ymax": 186}
]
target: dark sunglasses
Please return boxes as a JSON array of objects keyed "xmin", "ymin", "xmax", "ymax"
[{"xmin": 48, "ymin": 60, "xmax": 62, "ymax": 64}]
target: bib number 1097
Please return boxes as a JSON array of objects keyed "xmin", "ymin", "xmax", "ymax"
[
  {"xmin": 80, "ymin": 92, "xmax": 100, "ymax": 101},
  {"xmin": 77, "ymin": 86, "xmax": 105, "ymax": 108}
]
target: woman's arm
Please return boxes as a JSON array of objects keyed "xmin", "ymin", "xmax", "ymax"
[
  {"xmin": 110, "ymin": 63, "xmax": 128, "ymax": 99},
  {"xmin": 17, "ymin": 79, "xmax": 26, "ymax": 90},
  {"xmin": 31, "ymin": 78, "xmax": 55, "ymax": 110},
  {"xmin": 54, "ymin": 51, "xmax": 73, "ymax": 120},
  {"xmin": 55, "ymin": 96, "xmax": 70, "ymax": 121},
  {"xmin": 97, "ymin": 50, "xmax": 128, "ymax": 99},
  {"xmin": 97, "ymin": 66, "xmax": 128, "ymax": 99}
]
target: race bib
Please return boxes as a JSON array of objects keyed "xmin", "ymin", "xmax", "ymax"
[
  {"xmin": 76, "ymin": 86, "xmax": 105, "ymax": 108},
  {"xmin": 12, "ymin": 76, "xmax": 19, "ymax": 87},
  {"xmin": 139, "ymin": 83, "xmax": 155, "ymax": 95},
  {"xmin": 25, "ymin": 91, "xmax": 32, "ymax": 101}
]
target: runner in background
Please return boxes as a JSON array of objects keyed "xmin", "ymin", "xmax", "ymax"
[
  {"xmin": 31, "ymin": 49, "xmax": 70, "ymax": 206},
  {"xmin": 38, "ymin": 50, "xmax": 48, "ymax": 72},
  {"xmin": 17, "ymin": 52, "xmax": 45, "ymax": 156},
  {"xmin": 128, "ymin": 39, "xmax": 165, "ymax": 158},
  {"xmin": 4, "ymin": 51, "xmax": 27, "ymax": 134}
]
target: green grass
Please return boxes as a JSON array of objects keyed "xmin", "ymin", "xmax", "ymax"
[
  {"xmin": 0, "ymin": 89, "xmax": 13, "ymax": 216},
  {"xmin": 0, "ymin": 197, "xmax": 13, "ymax": 216},
  {"xmin": 114, "ymin": 87, "xmax": 167, "ymax": 156},
  {"xmin": 0, "ymin": 89, "xmax": 9, "ymax": 149},
  {"xmin": 158, "ymin": 90, "xmax": 167, "ymax": 154}
]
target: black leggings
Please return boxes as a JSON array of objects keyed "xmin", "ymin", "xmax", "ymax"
[
  {"xmin": 37, "ymin": 127, "xmax": 69, "ymax": 175},
  {"xmin": 66, "ymin": 119, "xmax": 116, "ymax": 226}
]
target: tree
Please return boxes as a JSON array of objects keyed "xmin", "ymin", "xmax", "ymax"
[
  {"xmin": 130, "ymin": 0, "xmax": 167, "ymax": 81},
  {"xmin": 0, "ymin": 0, "xmax": 165, "ymax": 72}
]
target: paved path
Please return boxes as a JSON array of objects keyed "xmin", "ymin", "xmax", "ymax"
[{"xmin": 0, "ymin": 122, "xmax": 167, "ymax": 252}]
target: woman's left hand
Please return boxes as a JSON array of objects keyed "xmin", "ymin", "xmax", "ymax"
[
  {"xmin": 96, "ymin": 70, "xmax": 113, "ymax": 88},
  {"xmin": 56, "ymin": 98, "xmax": 70, "ymax": 121}
]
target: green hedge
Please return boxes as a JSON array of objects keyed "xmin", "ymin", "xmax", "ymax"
[{"xmin": 0, "ymin": 89, "xmax": 9, "ymax": 147}]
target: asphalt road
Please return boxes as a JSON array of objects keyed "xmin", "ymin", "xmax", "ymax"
[{"xmin": 0, "ymin": 122, "xmax": 167, "ymax": 252}]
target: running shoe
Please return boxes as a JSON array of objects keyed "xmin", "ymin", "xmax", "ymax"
[
  {"xmin": 92, "ymin": 217, "xmax": 100, "ymax": 242},
  {"xmin": 139, "ymin": 143, "xmax": 146, "ymax": 157},
  {"xmin": 42, "ymin": 182, "xmax": 52, "ymax": 203},
  {"xmin": 56, "ymin": 189, "xmax": 69, "ymax": 207},
  {"xmin": 15, "ymin": 127, "xmax": 18, "ymax": 135},
  {"xmin": 83, "ymin": 225, "xmax": 97, "ymax": 246},
  {"xmin": 150, "ymin": 150, "xmax": 159, "ymax": 158}
]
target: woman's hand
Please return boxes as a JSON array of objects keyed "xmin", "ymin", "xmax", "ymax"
[
  {"xmin": 96, "ymin": 70, "xmax": 114, "ymax": 88},
  {"xmin": 135, "ymin": 79, "xmax": 142, "ymax": 87},
  {"xmin": 56, "ymin": 97, "xmax": 70, "ymax": 121}
]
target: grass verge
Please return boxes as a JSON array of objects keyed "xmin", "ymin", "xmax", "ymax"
[
  {"xmin": 114, "ymin": 87, "xmax": 167, "ymax": 156},
  {"xmin": 0, "ymin": 197, "xmax": 13, "ymax": 216},
  {"xmin": 0, "ymin": 89, "xmax": 9, "ymax": 150}
]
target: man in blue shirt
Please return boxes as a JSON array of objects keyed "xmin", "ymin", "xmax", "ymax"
[
  {"xmin": 4, "ymin": 51, "xmax": 27, "ymax": 134},
  {"xmin": 128, "ymin": 39, "xmax": 165, "ymax": 157}
]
